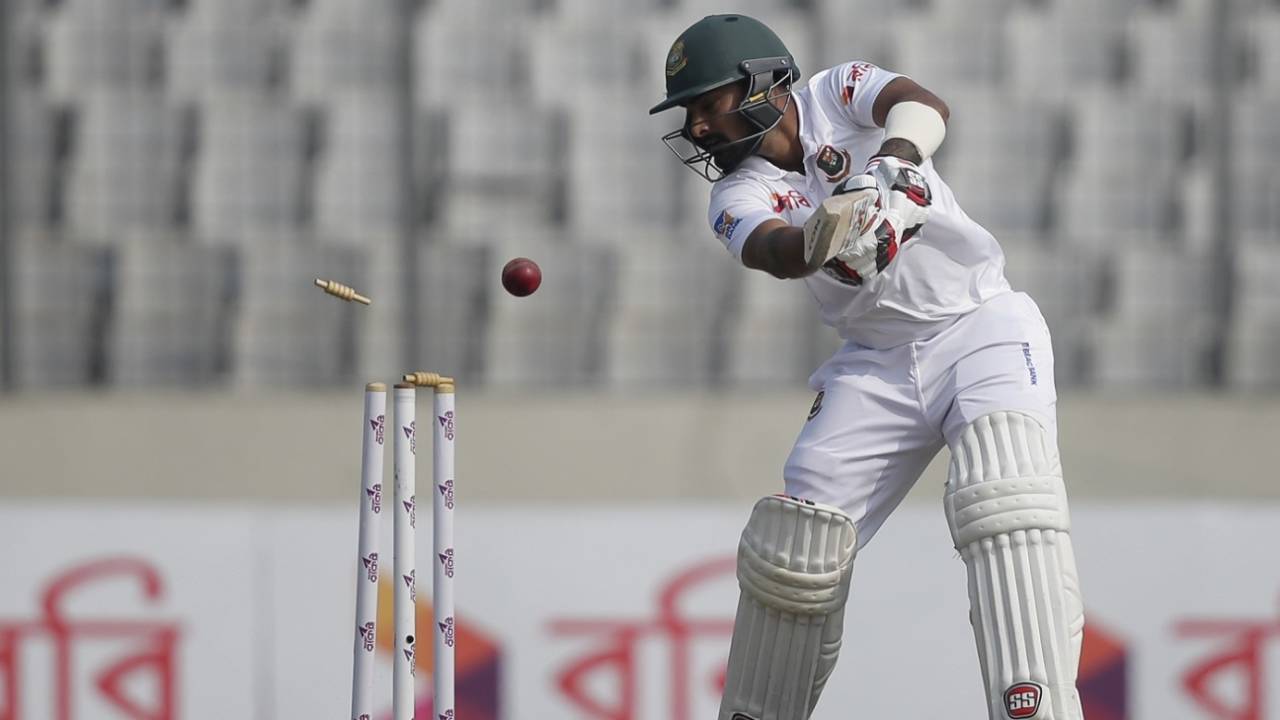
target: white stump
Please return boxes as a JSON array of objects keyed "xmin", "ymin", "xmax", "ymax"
[
  {"xmin": 393, "ymin": 383, "xmax": 417, "ymax": 720},
  {"xmin": 350, "ymin": 383, "xmax": 386, "ymax": 720},
  {"xmin": 432, "ymin": 384, "xmax": 456, "ymax": 718}
]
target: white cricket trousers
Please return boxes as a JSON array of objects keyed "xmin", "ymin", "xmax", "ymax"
[{"xmin": 784, "ymin": 291, "xmax": 1059, "ymax": 549}]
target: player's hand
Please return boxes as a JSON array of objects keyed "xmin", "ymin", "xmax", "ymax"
[
  {"xmin": 801, "ymin": 175, "xmax": 882, "ymax": 275},
  {"xmin": 863, "ymin": 155, "xmax": 931, "ymax": 242}
]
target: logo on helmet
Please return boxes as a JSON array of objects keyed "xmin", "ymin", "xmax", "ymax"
[
  {"xmin": 816, "ymin": 145, "xmax": 851, "ymax": 182},
  {"xmin": 666, "ymin": 39, "xmax": 688, "ymax": 77}
]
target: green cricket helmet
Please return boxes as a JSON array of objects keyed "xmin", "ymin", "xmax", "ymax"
[{"xmin": 649, "ymin": 14, "xmax": 799, "ymax": 181}]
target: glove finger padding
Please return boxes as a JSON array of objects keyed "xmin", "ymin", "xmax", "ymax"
[
  {"xmin": 801, "ymin": 179, "xmax": 880, "ymax": 275},
  {"xmin": 865, "ymin": 156, "xmax": 931, "ymax": 240}
]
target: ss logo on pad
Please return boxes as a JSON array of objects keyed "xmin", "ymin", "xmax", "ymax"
[{"xmin": 1004, "ymin": 682, "xmax": 1043, "ymax": 718}]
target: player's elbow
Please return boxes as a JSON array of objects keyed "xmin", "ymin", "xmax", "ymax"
[{"xmin": 933, "ymin": 96, "xmax": 950, "ymax": 123}]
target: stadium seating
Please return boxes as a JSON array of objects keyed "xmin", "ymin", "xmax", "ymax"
[
  {"xmin": 10, "ymin": 239, "xmax": 111, "ymax": 387},
  {"xmin": 64, "ymin": 91, "xmax": 185, "ymax": 237},
  {"xmin": 45, "ymin": 0, "xmax": 166, "ymax": 99},
  {"xmin": 232, "ymin": 242, "xmax": 367, "ymax": 386},
  {"xmin": 106, "ymin": 239, "xmax": 236, "ymax": 385},
  {"xmin": 603, "ymin": 237, "xmax": 736, "ymax": 386},
  {"xmin": 3, "ymin": 0, "xmax": 1277, "ymax": 388},
  {"xmin": 191, "ymin": 96, "xmax": 307, "ymax": 240},
  {"xmin": 167, "ymin": 0, "xmax": 284, "ymax": 100}
]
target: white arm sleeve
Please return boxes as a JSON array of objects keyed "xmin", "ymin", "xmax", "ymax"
[
  {"xmin": 825, "ymin": 61, "xmax": 904, "ymax": 130},
  {"xmin": 707, "ymin": 178, "xmax": 785, "ymax": 262}
]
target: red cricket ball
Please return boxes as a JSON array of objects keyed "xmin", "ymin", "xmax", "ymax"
[{"xmin": 501, "ymin": 257, "xmax": 542, "ymax": 297}]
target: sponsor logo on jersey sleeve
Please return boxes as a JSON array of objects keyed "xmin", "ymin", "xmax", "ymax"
[
  {"xmin": 713, "ymin": 210, "xmax": 743, "ymax": 241},
  {"xmin": 840, "ymin": 62, "xmax": 874, "ymax": 105}
]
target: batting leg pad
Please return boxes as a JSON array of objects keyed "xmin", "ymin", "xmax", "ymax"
[
  {"xmin": 945, "ymin": 412, "xmax": 1085, "ymax": 720},
  {"xmin": 719, "ymin": 495, "xmax": 858, "ymax": 720}
]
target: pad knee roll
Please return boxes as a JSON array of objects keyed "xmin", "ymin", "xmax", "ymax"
[
  {"xmin": 945, "ymin": 412, "xmax": 1084, "ymax": 720},
  {"xmin": 719, "ymin": 495, "xmax": 857, "ymax": 720}
]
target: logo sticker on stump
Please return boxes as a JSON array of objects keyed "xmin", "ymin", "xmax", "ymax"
[{"xmin": 1004, "ymin": 682, "xmax": 1043, "ymax": 719}]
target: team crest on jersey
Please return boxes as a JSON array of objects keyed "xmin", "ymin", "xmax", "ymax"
[
  {"xmin": 807, "ymin": 390, "xmax": 824, "ymax": 421},
  {"xmin": 816, "ymin": 145, "xmax": 851, "ymax": 183},
  {"xmin": 713, "ymin": 209, "xmax": 742, "ymax": 241},
  {"xmin": 666, "ymin": 39, "xmax": 688, "ymax": 77}
]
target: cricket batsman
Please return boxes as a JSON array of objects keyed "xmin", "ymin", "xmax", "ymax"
[{"xmin": 649, "ymin": 14, "xmax": 1086, "ymax": 720}]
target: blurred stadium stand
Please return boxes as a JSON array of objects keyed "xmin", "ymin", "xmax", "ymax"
[{"xmin": 1, "ymin": 0, "xmax": 1275, "ymax": 390}]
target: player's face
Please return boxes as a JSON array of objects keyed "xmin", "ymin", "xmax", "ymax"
[{"xmin": 683, "ymin": 82, "xmax": 756, "ymax": 170}]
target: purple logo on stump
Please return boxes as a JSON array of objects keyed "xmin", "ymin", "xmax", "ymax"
[
  {"xmin": 370, "ymin": 414, "xmax": 385, "ymax": 445},
  {"xmin": 403, "ymin": 421, "xmax": 416, "ymax": 454},
  {"xmin": 440, "ymin": 616, "xmax": 455, "ymax": 648},
  {"xmin": 404, "ymin": 495, "xmax": 416, "ymax": 528},
  {"xmin": 366, "ymin": 484, "xmax": 382, "ymax": 513},
  {"xmin": 438, "ymin": 479, "xmax": 455, "ymax": 510},
  {"xmin": 438, "ymin": 548, "xmax": 455, "ymax": 578},
  {"xmin": 439, "ymin": 711, "xmax": 455, "ymax": 720},
  {"xmin": 362, "ymin": 552, "xmax": 378, "ymax": 582},
  {"xmin": 438, "ymin": 412, "xmax": 455, "ymax": 441},
  {"xmin": 358, "ymin": 621, "xmax": 376, "ymax": 652},
  {"xmin": 404, "ymin": 569, "xmax": 416, "ymax": 601}
]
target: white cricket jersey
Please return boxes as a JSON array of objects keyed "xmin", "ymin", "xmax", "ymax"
[{"xmin": 707, "ymin": 61, "xmax": 1012, "ymax": 350}]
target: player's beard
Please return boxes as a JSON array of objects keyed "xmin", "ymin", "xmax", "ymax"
[{"xmin": 700, "ymin": 133, "xmax": 760, "ymax": 175}]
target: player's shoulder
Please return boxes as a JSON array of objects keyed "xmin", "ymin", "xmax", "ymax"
[{"xmin": 805, "ymin": 59, "xmax": 893, "ymax": 105}]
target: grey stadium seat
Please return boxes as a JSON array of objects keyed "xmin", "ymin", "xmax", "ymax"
[
  {"xmin": 723, "ymin": 267, "xmax": 815, "ymax": 386},
  {"xmin": 167, "ymin": 0, "xmax": 285, "ymax": 100},
  {"xmin": 106, "ymin": 240, "xmax": 236, "ymax": 386},
  {"xmin": 602, "ymin": 237, "xmax": 737, "ymax": 387},
  {"xmin": 1231, "ymin": 98, "xmax": 1280, "ymax": 235},
  {"xmin": 1002, "ymin": 244, "xmax": 1105, "ymax": 387},
  {"xmin": 1227, "ymin": 240, "xmax": 1280, "ymax": 387},
  {"xmin": 10, "ymin": 240, "xmax": 111, "ymax": 387},
  {"xmin": 65, "ymin": 91, "xmax": 184, "ymax": 237},
  {"xmin": 292, "ymin": 0, "xmax": 404, "ymax": 102},
  {"xmin": 1249, "ymin": 9, "xmax": 1280, "ymax": 93},
  {"xmin": 1057, "ymin": 91, "xmax": 1189, "ymax": 244},
  {"xmin": 1126, "ymin": 0, "xmax": 1214, "ymax": 100},
  {"xmin": 313, "ymin": 92, "xmax": 403, "ymax": 245},
  {"xmin": 11, "ymin": 93, "xmax": 54, "ymax": 228},
  {"xmin": 936, "ymin": 91, "xmax": 1060, "ymax": 235},
  {"xmin": 45, "ymin": 0, "xmax": 166, "ymax": 99},
  {"xmin": 191, "ymin": 96, "xmax": 307, "ymax": 241},
  {"xmin": 436, "ymin": 104, "xmax": 561, "ymax": 234},
  {"xmin": 1005, "ymin": 4, "xmax": 1123, "ymax": 101},
  {"xmin": 415, "ymin": 0, "xmax": 531, "ymax": 106},
  {"xmin": 1090, "ymin": 245, "xmax": 1214, "ymax": 387},
  {"xmin": 482, "ymin": 240, "xmax": 614, "ymax": 387},
  {"xmin": 563, "ymin": 92, "xmax": 684, "ymax": 231},
  {"xmin": 231, "ymin": 242, "xmax": 367, "ymax": 386},
  {"xmin": 350, "ymin": 241, "xmax": 489, "ymax": 386},
  {"xmin": 888, "ymin": 7, "xmax": 1005, "ymax": 90}
]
